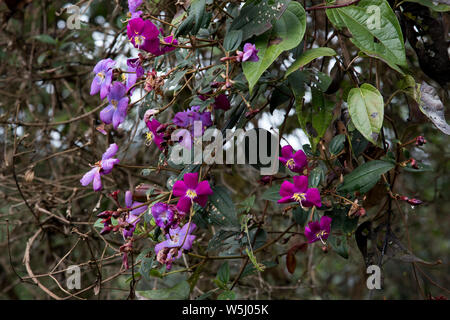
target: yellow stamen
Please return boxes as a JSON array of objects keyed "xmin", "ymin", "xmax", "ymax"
[
  {"xmin": 145, "ymin": 132, "xmax": 153, "ymax": 146},
  {"xmin": 97, "ymin": 72, "xmax": 105, "ymax": 81},
  {"xmin": 186, "ymin": 189, "xmax": 197, "ymax": 199},
  {"xmin": 292, "ymin": 192, "xmax": 306, "ymax": 203},
  {"xmin": 286, "ymin": 158, "xmax": 295, "ymax": 170}
]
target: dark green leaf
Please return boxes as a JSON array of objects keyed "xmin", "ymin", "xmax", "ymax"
[
  {"xmin": 338, "ymin": 160, "xmax": 394, "ymax": 194},
  {"xmin": 137, "ymin": 280, "xmax": 190, "ymax": 300}
]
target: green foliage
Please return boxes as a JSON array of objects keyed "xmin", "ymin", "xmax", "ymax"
[
  {"xmin": 338, "ymin": 160, "xmax": 395, "ymax": 194},
  {"xmin": 347, "ymin": 83, "xmax": 384, "ymax": 145},
  {"xmin": 243, "ymin": 1, "xmax": 306, "ymax": 92},
  {"xmin": 326, "ymin": 0, "xmax": 407, "ymax": 70}
]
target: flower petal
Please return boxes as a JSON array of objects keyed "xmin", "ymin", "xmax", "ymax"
[
  {"xmin": 172, "ymin": 180, "xmax": 187, "ymax": 197},
  {"xmin": 279, "ymin": 181, "xmax": 294, "ymax": 197},
  {"xmin": 80, "ymin": 167, "xmax": 99, "ymax": 186},
  {"xmin": 176, "ymin": 196, "xmax": 192, "ymax": 213},
  {"xmin": 183, "ymin": 172, "xmax": 199, "ymax": 189},
  {"xmin": 195, "ymin": 180, "xmax": 213, "ymax": 196},
  {"xmin": 93, "ymin": 172, "xmax": 102, "ymax": 191},
  {"xmin": 293, "ymin": 175, "xmax": 308, "ymax": 193},
  {"xmin": 100, "ymin": 104, "xmax": 115, "ymax": 124},
  {"xmin": 102, "ymin": 143, "xmax": 119, "ymax": 160}
]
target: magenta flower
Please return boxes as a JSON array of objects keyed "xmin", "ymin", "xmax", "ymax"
[
  {"xmin": 278, "ymin": 175, "xmax": 322, "ymax": 208},
  {"xmin": 90, "ymin": 58, "xmax": 115, "ymax": 99},
  {"xmin": 155, "ymin": 222, "xmax": 196, "ymax": 270},
  {"xmin": 279, "ymin": 145, "xmax": 308, "ymax": 173},
  {"xmin": 304, "ymin": 216, "xmax": 332, "ymax": 244},
  {"xmin": 151, "ymin": 202, "xmax": 175, "ymax": 229},
  {"xmin": 237, "ymin": 43, "xmax": 259, "ymax": 62},
  {"xmin": 123, "ymin": 190, "xmax": 148, "ymax": 239},
  {"xmin": 127, "ymin": 18, "xmax": 160, "ymax": 53},
  {"xmin": 125, "ymin": 58, "xmax": 144, "ymax": 94},
  {"xmin": 151, "ymin": 34, "xmax": 179, "ymax": 56},
  {"xmin": 80, "ymin": 144, "xmax": 120, "ymax": 191},
  {"xmin": 173, "ymin": 172, "xmax": 213, "ymax": 213},
  {"xmin": 128, "ymin": 0, "xmax": 143, "ymax": 18},
  {"xmin": 100, "ymin": 82, "xmax": 129, "ymax": 129},
  {"xmin": 145, "ymin": 118, "xmax": 165, "ymax": 150}
]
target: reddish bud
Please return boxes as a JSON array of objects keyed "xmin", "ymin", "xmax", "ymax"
[
  {"xmin": 415, "ymin": 136, "xmax": 426, "ymax": 146},
  {"xmin": 100, "ymin": 226, "xmax": 112, "ymax": 235},
  {"xmin": 407, "ymin": 198, "xmax": 423, "ymax": 206}
]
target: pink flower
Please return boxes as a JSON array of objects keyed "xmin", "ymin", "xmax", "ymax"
[
  {"xmin": 279, "ymin": 145, "xmax": 307, "ymax": 173},
  {"xmin": 127, "ymin": 18, "xmax": 160, "ymax": 53},
  {"xmin": 173, "ymin": 172, "xmax": 213, "ymax": 213},
  {"xmin": 304, "ymin": 216, "xmax": 332, "ymax": 244},
  {"xmin": 145, "ymin": 118, "xmax": 165, "ymax": 150},
  {"xmin": 278, "ymin": 175, "xmax": 321, "ymax": 208}
]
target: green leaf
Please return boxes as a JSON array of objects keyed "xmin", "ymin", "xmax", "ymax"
[
  {"xmin": 338, "ymin": 160, "xmax": 394, "ymax": 194},
  {"xmin": 243, "ymin": 1, "xmax": 306, "ymax": 92},
  {"xmin": 217, "ymin": 262, "xmax": 230, "ymax": 284},
  {"xmin": 224, "ymin": 29, "xmax": 243, "ymax": 51},
  {"xmin": 139, "ymin": 257, "xmax": 155, "ymax": 282},
  {"xmin": 404, "ymin": 0, "xmax": 450, "ymax": 12},
  {"xmin": 32, "ymin": 34, "xmax": 57, "ymax": 45},
  {"xmin": 207, "ymin": 186, "xmax": 239, "ymax": 226},
  {"xmin": 296, "ymin": 87, "xmax": 335, "ymax": 150},
  {"xmin": 261, "ymin": 184, "xmax": 281, "ymax": 202},
  {"xmin": 347, "ymin": 83, "xmax": 384, "ymax": 145},
  {"xmin": 245, "ymin": 248, "xmax": 265, "ymax": 272},
  {"xmin": 218, "ymin": 291, "xmax": 236, "ymax": 300},
  {"xmin": 329, "ymin": 235, "xmax": 349, "ymax": 259},
  {"xmin": 285, "ymin": 47, "xmax": 337, "ymax": 78},
  {"xmin": 327, "ymin": 208, "xmax": 359, "ymax": 234},
  {"xmin": 293, "ymin": 206, "xmax": 308, "ymax": 227},
  {"xmin": 191, "ymin": 0, "xmax": 206, "ymax": 35},
  {"xmin": 329, "ymin": 134, "xmax": 346, "ymax": 155},
  {"xmin": 228, "ymin": 0, "xmax": 291, "ymax": 42},
  {"xmin": 137, "ymin": 281, "xmax": 190, "ymax": 300},
  {"xmin": 326, "ymin": 0, "xmax": 407, "ymax": 69},
  {"xmin": 207, "ymin": 230, "xmax": 239, "ymax": 252}
]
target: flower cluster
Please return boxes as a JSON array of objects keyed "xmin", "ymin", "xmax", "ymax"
[
  {"xmin": 277, "ymin": 145, "xmax": 330, "ymax": 244},
  {"xmin": 79, "ymin": 4, "xmax": 263, "ymax": 272},
  {"xmin": 151, "ymin": 173, "xmax": 213, "ymax": 270}
]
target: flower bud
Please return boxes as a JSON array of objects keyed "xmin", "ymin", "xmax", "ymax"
[{"xmin": 415, "ymin": 136, "xmax": 426, "ymax": 146}]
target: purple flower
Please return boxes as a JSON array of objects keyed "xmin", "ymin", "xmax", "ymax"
[
  {"xmin": 279, "ymin": 145, "xmax": 308, "ymax": 173},
  {"xmin": 145, "ymin": 118, "xmax": 165, "ymax": 150},
  {"xmin": 123, "ymin": 190, "xmax": 148, "ymax": 239},
  {"xmin": 155, "ymin": 223, "xmax": 196, "ymax": 269},
  {"xmin": 127, "ymin": 18, "xmax": 160, "ymax": 53},
  {"xmin": 151, "ymin": 34, "xmax": 179, "ymax": 56},
  {"xmin": 237, "ymin": 43, "xmax": 259, "ymax": 62},
  {"xmin": 128, "ymin": 0, "xmax": 143, "ymax": 18},
  {"xmin": 173, "ymin": 172, "xmax": 213, "ymax": 213},
  {"xmin": 80, "ymin": 144, "xmax": 120, "ymax": 191},
  {"xmin": 90, "ymin": 58, "xmax": 115, "ymax": 99},
  {"xmin": 151, "ymin": 202, "xmax": 175, "ymax": 229},
  {"xmin": 173, "ymin": 106, "xmax": 212, "ymax": 136},
  {"xmin": 304, "ymin": 216, "xmax": 332, "ymax": 244},
  {"xmin": 100, "ymin": 82, "xmax": 129, "ymax": 129},
  {"xmin": 278, "ymin": 175, "xmax": 322, "ymax": 208},
  {"xmin": 124, "ymin": 58, "xmax": 145, "ymax": 94}
]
